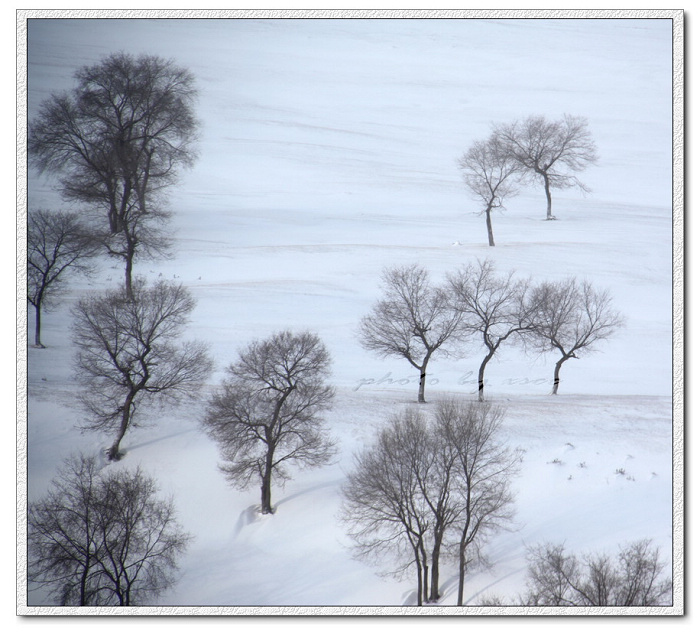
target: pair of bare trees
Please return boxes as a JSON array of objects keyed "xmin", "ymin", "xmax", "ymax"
[
  {"xmin": 28, "ymin": 52, "xmax": 199, "ymax": 299},
  {"xmin": 359, "ymin": 261, "xmax": 623, "ymax": 402},
  {"xmin": 459, "ymin": 114, "xmax": 598, "ymax": 245},
  {"xmin": 341, "ymin": 400, "xmax": 521, "ymax": 606},
  {"xmin": 28, "ymin": 454, "xmax": 191, "ymax": 606}
]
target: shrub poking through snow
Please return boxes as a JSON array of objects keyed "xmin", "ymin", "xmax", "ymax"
[{"xmin": 523, "ymin": 539, "xmax": 672, "ymax": 606}]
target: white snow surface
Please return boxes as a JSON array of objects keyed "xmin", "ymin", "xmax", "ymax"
[{"xmin": 23, "ymin": 17, "xmax": 678, "ymax": 612}]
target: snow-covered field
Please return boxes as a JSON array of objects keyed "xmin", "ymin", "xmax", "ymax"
[{"xmin": 21, "ymin": 15, "xmax": 680, "ymax": 614}]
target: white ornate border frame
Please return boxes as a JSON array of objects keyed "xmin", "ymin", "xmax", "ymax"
[{"xmin": 15, "ymin": 7, "xmax": 685, "ymax": 618}]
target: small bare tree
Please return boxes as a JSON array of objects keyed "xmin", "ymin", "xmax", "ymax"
[
  {"xmin": 27, "ymin": 209, "xmax": 99, "ymax": 348},
  {"xmin": 28, "ymin": 454, "xmax": 191, "ymax": 606},
  {"xmin": 203, "ymin": 331, "xmax": 336, "ymax": 515},
  {"xmin": 528, "ymin": 278, "xmax": 624, "ymax": 395},
  {"xmin": 72, "ymin": 279, "xmax": 212, "ymax": 460},
  {"xmin": 494, "ymin": 114, "xmax": 597, "ymax": 220},
  {"xmin": 434, "ymin": 399, "xmax": 521, "ymax": 606},
  {"xmin": 523, "ymin": 540, "xmax": 672, "ymax": 606},
  {"xmin": 448, "ymin": 260, "xmax": 535, "ymax": 401},
  {"xmin": 458, "ymin": 133, "xmax": 521, "ymax": 247},
  {"xmin": 29, "ymin": 52, "xmax": 199, "ymax": 298},
  {"xmin": 359, "ymin": 264, "xmax": 462, "ymax": 403}
]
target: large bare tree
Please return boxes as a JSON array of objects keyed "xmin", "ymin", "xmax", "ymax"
[
  {"xmin": 434, "ymin": 399, "xmax": 521, "ymax": 606},
  {"xmin": 448, "ymin": 260, "xmax": 535, "ymax": 401},
  {"xmin": 27, "ymin": 209, "xmax": 99, "ymax": 348},
  {"xmin": 458, "ymin": 132, "xmax": 521, "ymax": 247},
  {"xmin": 341, "ymin": 408, "xmax": 455, "ymax": 605},
  {"xmin": 29, "ymin": 52, "xmax": 199, "ymax": 298},
  {"xmin": 72, "ymin": 279, "xmax": 212, "ymax": 460},
  {"xmin": 494, "ymin": 114, "xmax": 597, "ymax": 220},
  {"xmin": 359, "ymin": 264, "xmax": 462, "ymax": 403},
  {"xmin": 203, "ymin": 331, "xmax": 336, "ymax": 515},
  {"xmin": 528, "ymin": 277, "xmax": 624, "ymax": 394},
  {"xmin": 28, "ymin": 454, "xmax": 191, "ymax": 606}
]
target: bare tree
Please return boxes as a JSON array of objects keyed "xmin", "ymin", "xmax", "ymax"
[
  {"xmin": 203, "ymin": 331, "xmax": 336, "ymax": 515},
  {"xmin": 528, "ymin": 278, "xmax": 624, "ymax": 395},
  {"xmin": 523, "ymin": 540, "xmax": 672, "ymax": 606},
  {"xmin": 27, "ymin": 209, "xmax": 99, "ymax": 348},
  {"xmin": 341, "ymin": 408, "xmax": 455, "ymax": 605},
  {"xmin": 72, "ymin": 279, "xmax": 212, "ymax": 460},
  {"xmin": 359, "ymin": 264, "xmax": 462, "ymax": 403},
  {"xmin": 495, "ymin": 114, "xmax": 597, "ymax": 220},
  {"xmin": 458, "ymin": 133, "xmax": 521, "ymax": 246},
  {"xmin": 434, "ymin": 399, "xmax": 521, "ymax": 606},
  {"xmin": 28, "ymin": 454, "xmax": 191, "ymax": 606},
  {"xmin": 29, "ymin": 52, "xmax": 199, "ymax": 298},
  {"xmin": 448, "ymin": 260, "xmax": 535, "ymax": 401}
]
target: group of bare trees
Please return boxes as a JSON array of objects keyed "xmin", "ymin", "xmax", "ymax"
[
  {"xmin": 360, "ymin": 261, "xmax": 623, "ymax": 402},
  {"xmin": 341, "ymin": 400, "xmax": 521, "ymax": 606},
  {"xmin": 28, "ymin": 51, "xmax": 199, "ymax": 347},
  {"xmin": 28, "ymin": 276, "xmax": 211, "ymax": 605},
  {"xmin": 29, "ymin": 52, "xmax": 198, "ymax": 299},
  {"xmin": 26, "ymin": 50, "xmax": 343, "ymax": 604},
  {"xmin": 459, "ymin": 114, "xmax": 598, "ymax": 245},
  {"xmin": 27, "ymin": 53, "xmax": 207, "ymax": 606},
  {"xmin": 26, "ymin": 54, "xmax": 655, "ymax": 610}
]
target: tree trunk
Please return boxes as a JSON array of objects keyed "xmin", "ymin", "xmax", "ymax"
[
  {"xmin": 122, "ymin": 223, "xmax": 137, "ymax": 300},
  {"xmin": 108, "ymin": 200, "xmax": 119, "ymax": 235},
  {"xmin": 423, "ymin": 563, "xmax": 429, "ymax": 605},
  {"xmin": 124, "ymin": 256, "xmax": 133, "ymax": 300},
  {"xmin": 78, "ymin": 557, "xmax": 90, "ymax": 606},
  {"xmin": 34, "ymin": 303, "xmax": 45, "ymax": 348},
  {"xmin": 417, "ymin": 358, "xmax": 430, "ymax": 404},
  {"xmin": 477, "ymin": 350, "xmax": 494, "ymax": 402},
  {"xmin": 429, "ymin": 544, "xmax": 442, "ymax": 602},
  {"xmin": 543, "ymin": 173, "xmax": 554, "ymax": 220},
  {"xmin": 417, "ymin": 538, "xmax": 429, "ymax": 605},
  {"xmin": 414, "ymin": 548, "xmax": 423, "ymax": 606},
  {"xmin": 485, "ymin": 204, "xmax": 495, "ymax": 247},
  {"xmin": 457, "ymin": 546, "xmax": 467, "ymax": 606},
  {"xmin": 428, "ymin": 523, "xmax": 447, "ymax": 603},
  {"xmin": 260, "ymin": 444, "xmax": 275, "ymax": 514},
  {"xmin": 108, "ymin": 393, "xmax": 134, "ymax": 460},
  {"xmin": 418, "ymin": 370, "xmax": 427, "ymax": 404},
  {"xmin": 552, "ymin": 355, "xmax": 567, "ymax": 395}
]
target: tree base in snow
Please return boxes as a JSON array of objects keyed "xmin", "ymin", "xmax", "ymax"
[{"xmin": 106, "ymin": 447, "xmax": 125, "ymax": 461}]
